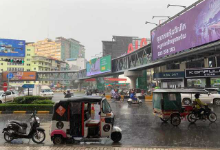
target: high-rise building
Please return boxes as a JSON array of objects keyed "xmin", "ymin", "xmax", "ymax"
[
  {"xmin": 102, "ymin": 36, "xmax": 150, "ymax": 59},
  {"xmin": 29, "ymin": 37, "xmax": 85, "ymax": 61}
]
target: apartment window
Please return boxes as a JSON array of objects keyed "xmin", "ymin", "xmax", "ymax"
[
  {"xmin": 34, "ymin": 68, "xmax": 36, "ymax": 70},
  {"xmin": 27, "ymin": 64, "xmax": 31, "ymax": 66},
  {"xmin": 34, "ymin": 62, "xmax": 36, "ymax": 64},
  {"xmin": 27, "ymin": 54, "xmax": 30, "ymax": 56},
  {"xmin": 1, "ymin": 63, "xmax": 3, "ymax": 65},
  {"xmin": 27, "ymin": 69, "xmax": 30, "ymax": 71},
  {"xmin": 27, "ymin": 49, "xmax": 31, "ymax": 51},
  {"xmin": 1, "ymin": 69, "xmax": 3, "ymax": 72},
  {"xmin": 186, "ymin": 60, "xmax": 204, "ymax": 68},
  {"xmin": 27, "ymin": 59, "xmax": 30, "ymax": 61},
  {"xmin": 166, "ymin": 63, "xmax": 180, "ymax": 70},
  {"xmin": 26, "ymin": 81, "xmax": 30, "ymax": 83}
]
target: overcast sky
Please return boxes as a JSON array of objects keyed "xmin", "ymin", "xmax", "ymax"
[{"xmin": 0, "ymin": 0, "xmax": 198, "ymax": 60}]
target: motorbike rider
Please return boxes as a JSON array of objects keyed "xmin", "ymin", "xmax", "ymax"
[
  {"xmin": 194, "ymin": 93, "xmax": 207, "ymax": 118},
  {"xmin": 64, "ymin": 90, "xmax": 72, "ymax": 98},
  {"xmin": 130, "ymin": 90, "xmax": 137, "ymax": 101}
]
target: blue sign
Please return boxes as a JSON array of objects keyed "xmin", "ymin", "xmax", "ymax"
[
  {"xmin": 154, "ymin": 71, "xmax": 185, "ymax": 79},
  {"xmin": 0, "ymin": 39, "xmax": 25, "ymax": 57},
  {"xmin": 22, "ymin": 84, "xmax": 35, "ymax": 88},
  {"xmin": 7, "ymin": 73, "xmax": 14, "ymax": 79}
]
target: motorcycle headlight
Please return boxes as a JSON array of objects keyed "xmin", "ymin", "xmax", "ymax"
[{"xmin": 36, "ymin": 117, "xmax": 40, "ymax": 124}]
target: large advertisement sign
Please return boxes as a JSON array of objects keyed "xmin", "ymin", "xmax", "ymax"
[
  {"xmin": 86, "ymin": 55, "xmax": 111, "ymax": 76},
  {"xmin": 151, "ymin": 0, "xmax": 220, "ymax": 60},
  {"xmin": 0, "ymin": 39, "xmax": 25, "ymax": 57},
  {"xmin": 185, "ymin": 67, "xmax": 220, "ymax": 78},
  {"xmin": 2, "ymin": 72, "xmax": 37, "ymax": 81}
]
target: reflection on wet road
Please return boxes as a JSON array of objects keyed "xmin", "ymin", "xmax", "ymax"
[{"xmin": 1, "ymin": 99, "xmax": 220, "ymax": 148}]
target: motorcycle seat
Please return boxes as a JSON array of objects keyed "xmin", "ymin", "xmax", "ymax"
[{"xmin": 9, "ymin": 120, "xmax": 28, "ymax": 128}]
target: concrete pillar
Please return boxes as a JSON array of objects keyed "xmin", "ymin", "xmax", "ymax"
[
  {"xmin": 206, "ymin": 77, "xmax": 211, "ymax": 88},
  {"xmin": 124, "ymin": 70, "xmax": 142, "ymax": 89},
  {"xmin": 75, "ymin": 79, "xmax": 83, "ymax": 92}
]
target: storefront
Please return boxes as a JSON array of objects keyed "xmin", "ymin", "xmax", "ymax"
[
  {"xmin": 185, "ymin": 67, "xmax": 220, "ymax": 88},
  {"xmin": 153, "ymin": 71, "xmax": 185, "ymax": 88}
]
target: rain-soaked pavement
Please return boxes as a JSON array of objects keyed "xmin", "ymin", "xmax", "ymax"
[{"xmin": 1, "ymin": 94, "xmax": 220, "ymax": 148}]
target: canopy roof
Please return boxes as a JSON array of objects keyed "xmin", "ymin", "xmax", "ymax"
[{"xmin": 57, "ymin": 96, "xmax": 104, "ymax": 104}]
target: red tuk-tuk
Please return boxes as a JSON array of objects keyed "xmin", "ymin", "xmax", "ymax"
[{"xmin": 50, "ymin": 96, "xmax": 122, "ymax": 144}]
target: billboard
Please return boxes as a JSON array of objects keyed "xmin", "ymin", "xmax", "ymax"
[
  {"xmin": 151, "ymin": 0, "xmax": 220, "ymax": 60},
  {"xmin": 86, "ymin": 55, "xmax": 111, "ymax": 76},
  {"xmin": 2, "ymin": 72, "xmax": 37, "ymax": 81},
  {"xmin": 0, "ymin": 39, "xmax": 25, "ymax": 57},
  {"xmin": 185, "ymin": 67, "xmax": 220, "ymax": 78}
]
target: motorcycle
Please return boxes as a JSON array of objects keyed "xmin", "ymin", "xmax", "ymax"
[
  {"xmin": 127, "ymin": 98, "xmax": 142, "ymax": 104},
  {"xmin": 187, "ymin": 105, "xmax": 217, "ymax": 123},
  {"xmin": 2, "ymin": 112, "xmax": 46, "ymax": 144}
]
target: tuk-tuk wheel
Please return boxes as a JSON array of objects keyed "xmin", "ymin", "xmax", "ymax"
[
  {"xmin": 53, "ymin": 136, "xmax": 64, "ymax": 145},
  {"xmin": 111, "ymin": 132, "xmax": 122, "ymax": 143},
  {"xmin": 160, "ymin": 118, "xmax": 169, "ymax": 122},
  {"xmin": 171, "ymin": 115, "xmax": 181, "ymax": 126}
]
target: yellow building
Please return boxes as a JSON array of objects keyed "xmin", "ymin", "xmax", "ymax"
[{"xmin": 29, "ymin": 37, "xmax": 85, "ymax": 61}]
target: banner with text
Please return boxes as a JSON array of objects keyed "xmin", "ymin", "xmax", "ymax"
[
  {"xmin": 151, "ymin": 0, "xmax": 220, "ymax": 60},
  {"xmin": 86, "ymin": 55, "xmax": 111, "ymax": 76}
]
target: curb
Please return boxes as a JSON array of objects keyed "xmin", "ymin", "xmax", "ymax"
[{"xmin": 0, "ymin": 111, "xmax": 52, "ymax": 114}]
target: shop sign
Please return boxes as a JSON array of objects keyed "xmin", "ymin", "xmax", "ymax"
[
  {"xmin": 185, "ymin": 67, "xmax": 220, "ymax": 78},
  {"xmin": 153, "ymin": 71, "xmax": 184, "ymax": 79}
]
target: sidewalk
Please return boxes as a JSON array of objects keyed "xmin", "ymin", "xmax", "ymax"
[{"xmin": 0, "ymin": 145, "xmax": 218, "ymax": 150}]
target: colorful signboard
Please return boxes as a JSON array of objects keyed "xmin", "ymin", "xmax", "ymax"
[
  {"xmin": 86, "ymin": 55, "xmax": 111, "ymax": 76},
  {"xmin": 0, "ymin": 39, "xmax": 25, "ymax": 57},
  {"xmin": 2, "ymin": 71, "xmax": 37, "ymax": 81},
  {"xmin": 151, "ymin": 0, "xmax": 220, "ymax": 60}
]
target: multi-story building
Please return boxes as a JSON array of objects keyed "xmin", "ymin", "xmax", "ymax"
[
  {"xmin": 66, "ymin": 58, "xmax": 87, "ymax": 70},
  {"xmin": 102, "ymin": 36, "xmax": 150, "ymax": 59},
  {"xmin": 29, "ymin": 37, "xmax": 85, "ymax": 61}
]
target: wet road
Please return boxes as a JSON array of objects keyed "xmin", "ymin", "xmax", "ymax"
[{"xmin": 1, "ymin": 94, "xmax": 220, "ymax": 148}]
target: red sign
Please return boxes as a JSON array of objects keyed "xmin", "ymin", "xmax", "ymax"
[
  {"xmin": 104, "ymin": 78, "xmax": 127, "ymax": 81},
  {"xmin": 56, "ymin": 106, "xmax": 66, "ymax": 117},
  {"xmin": 127, "ymin": 38, "xmax": 148, "ymax": 54},
  {"xmin": 3, "ymin": 82, "xmax": 7, "ymax": 92}
]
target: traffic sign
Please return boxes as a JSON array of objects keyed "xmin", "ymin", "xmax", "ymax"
[
  {"xmin": 3, "ymin": 82, "xmax": 7, "ymax": 92},
  {"xmin": 7, "ymin": 73, "xmax": 14, "ymax": 79}
]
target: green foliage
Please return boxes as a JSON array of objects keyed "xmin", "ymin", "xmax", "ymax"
[
  {"xmin": 14, "ymin": 96, "xmax": 51, "ymax": 104},
  {"xmin": 0, "ymin": 104, "xmax": 53, "ymax": 112},
  {"xmin": 32, "ymin": 100, "xmax": 54, "ymax": 104}
]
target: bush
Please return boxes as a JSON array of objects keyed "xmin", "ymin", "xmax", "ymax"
[
  {"xmin": 14, "ymin": 96, "xmax": 50, "ymax": 104},
  {"xmin": 32, "ymin": 100, "xmax": 54, "ymax": 104},
  {"xmin": 0, "ymin": 104, "xmax": 53, "ymax": 112}
]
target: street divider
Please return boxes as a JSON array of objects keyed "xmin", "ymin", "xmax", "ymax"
[{"xmin": 0, "ymin": 111, "xmax": 52, "ymax": 114}]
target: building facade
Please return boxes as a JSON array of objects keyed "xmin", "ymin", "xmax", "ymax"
[
  {"xmin": 66, "ymin": 58, "xmax": 87, "ymax": 70},
  {"xmin": 30, "ymin": 37, "xmax": 85, "ymax": 61},
  {"xmin": 102, "ymin": 36, "xmax": 150, "ymax": 59}
]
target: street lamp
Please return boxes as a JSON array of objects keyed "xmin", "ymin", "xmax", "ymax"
[
  {"xmin": 167, "ymin": 4, "xmax": 186, "ymax": 9},
  {"xmin": 145, "ymin": 21, "xmax": 158, "ymax": 26}
]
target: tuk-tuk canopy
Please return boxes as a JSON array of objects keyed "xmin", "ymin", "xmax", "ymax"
[
  {"xmin": 153, "ymin": 89, "xmax": 208, "ymax": 94},
  {"xmin": 58, "ymin": 96, "xmax": 103, "ymax": 104}
]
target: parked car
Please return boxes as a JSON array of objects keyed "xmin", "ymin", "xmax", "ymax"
[
  {"xmin": 181, "ymin": 89, "xmax": 220, "ymax": 106},
  {"xmin": 0, "ymin": 90, "xmax": 18, "ymax": 103}
]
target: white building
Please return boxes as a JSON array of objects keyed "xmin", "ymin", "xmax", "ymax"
[{"xmin": 66, "ymin": 58, "xmax": 87, "ymax": 70}]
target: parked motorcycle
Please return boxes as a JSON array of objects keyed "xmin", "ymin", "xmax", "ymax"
[
  {"xmin": 2, "ymin": 112, "xmax": 45, "ymax": 144},
  {"xmin": 187, "ymin": 105, "xmax": 217, "ymax": 123}
]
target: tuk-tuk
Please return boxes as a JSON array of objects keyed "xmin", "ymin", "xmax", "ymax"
[
  {"xmin": 50, "ymin": 96, "xmax": 122, "ymax": 144},
  {"xmin": 152, "ymin": 89, "xmax": 207, "ymax": 126}
]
